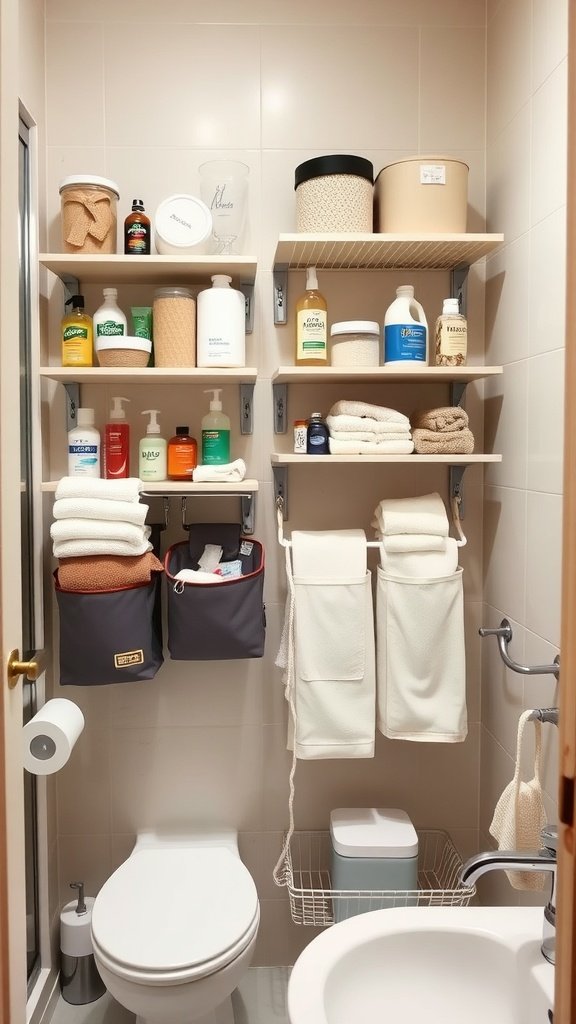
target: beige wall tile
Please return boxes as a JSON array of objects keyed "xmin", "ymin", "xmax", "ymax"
[
  {"xmin": 481, "ymin": 609, "xmax": 525, "ymax": 758},
  {"xmin": 486, "ymin": 107, "xmax": 531, "ymax": 241},
  {"xmin": 484, "ymin": 360, "xmax": 528, "ymax": 491},
  {"xmin": 56, "ymin": 727, "xmax": 111, "ymax": 835},
  {"xmin": 532, "ymin": 0, "xmax": 568, "ymax": 91},
  {"xmin": 484, "ymin": 236, "xmax": 531, "ymax": 367},
  {"xmin": 525, "ymin": 492, "xmax": 562, "ymax": 647},
  {"xmin": 526, "ymin": 350, "xmax": 564, "ymax": 494},
  {"xmin": 419, "ymin": 28, "xmax": 485, "ymax": 151},
  {"xmin": 483, "ymin": 484, "xmax": 527, "ymax": 626},
  {"xmin": 57, "ymin": 834, "xmax": 112, "ymax": 905},
  {"xmin": 487, "ymin": 0, "xmax": 532, "ymax": 139},
  {"xmin": 45, "ymin": 22, "xmax": 105, "ymax": 147},
  {"xmin": 530, "ymin": 59, "xmax": 568, "ymax": 227},
  {"xmin": 528, "ymin": 207, "xmax": 567, "ymax": 357}
]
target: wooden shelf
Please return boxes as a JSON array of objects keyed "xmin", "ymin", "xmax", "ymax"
[
  {"xmin": 39, "ymin": 253, "xmax": 257, "ymax": 286},
  {"xmin": 42, "ymin": 479, "xmax": 259, "ymax": 494},
  {"xmin": 271, "ymin": 454, "xmax": 501, "ymax": 465},
  {"xmin": 273, "ymin": 233, "xmax": 504, "ymax": 272},
  {"xmin": 272, "ymin": 366, "xmax": 503, "ymax": 384},
  {"xmin": 40, "ymin": 366, "xmax": 258, "ymax": 385}
]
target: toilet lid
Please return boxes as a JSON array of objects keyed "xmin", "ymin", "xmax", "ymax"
[{"xmin": 91, "ymin": 848, "xmax": 259, "ymax": 975}]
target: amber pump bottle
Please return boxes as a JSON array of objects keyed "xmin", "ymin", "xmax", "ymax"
[
  {"xmin": 168, "ymin": 426, "xmax": 197, "ymax": 481},
  {"xmin": 124, "ymin": 199, "xmax": 151, "ymax": 255},
  {"xmin": 295, "ymin": 267, "xmax": 328, "ymax": 366}
]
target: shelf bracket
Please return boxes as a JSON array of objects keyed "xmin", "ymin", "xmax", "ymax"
[
  {"xmin": 63, "ymin": 381, "xmax": 80, "ymax": 433},
  {"xmin": 273, "ymin": 264, "xmax": 288, "ymax": 325},
  {"xmin": 61, "ymin": 273, "xmax": 80, "ymax": 307},
  {"xmin": 239, "ymin": 280, "xmax": 254, "ymax": 335},
  {"xmin": 450, "ymin": 381, "xmax": 467, "ymax": 408},
  {"xmin": 449, "ymin": 464, "xmax": 467, "ymax": 519},
  {"xmin": 273, "ymin": 382, "xmax": 288, "ymax": 434},
  {"xmin": 273, "ymin": 465, "xmax": 288, "ymax": 519},
  {"xmin": 241, "ymin": 494, "xmax": 256, "ymax": 536},
  {"xmin": 450, "ymin": 264, "xmax": 469, "ymax": 318},
  {"xmin": 240, "ymin": 382, "xmax": 254, "ymax": 435}
]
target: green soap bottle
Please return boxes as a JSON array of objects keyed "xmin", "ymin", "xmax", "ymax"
[{"xmin": 201, "ymin": 389, "xmax": 230, "ymax": 465}]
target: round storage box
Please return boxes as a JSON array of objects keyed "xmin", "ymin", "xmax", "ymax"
[
  {"xmin": 96, "ymin": 335, "xmax": 152, "ymax": 368},
  {"xmin": 375, "ymin": 156, "xmax": 469, "ymax": 233},
  {"xmin": 330, "ymin": 320, "xmax": 380, "ymax": 367},
  {"xmin": 295, "ymin": 155, "xmax": 374, "ymax": 233},
  {"xmin": 154, "ymin": 194, "xmax": 212, "ymax": 255},
  {"xmin": 59, "ymin": 175, "xmax": 119, "ymax": 254},
  {"xmin": 152, "ymin": 287, "xmax": 196, "ymax": 367}
]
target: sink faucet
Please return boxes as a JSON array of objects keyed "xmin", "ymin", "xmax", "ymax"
[{"xmin": 460, "ymin": 825, "xmax": 557, "ymax": 965}]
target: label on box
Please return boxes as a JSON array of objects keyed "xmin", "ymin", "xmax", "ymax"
[{"xmin": 420, "ymin": 164, "xmax": 446, "ymax": 185}]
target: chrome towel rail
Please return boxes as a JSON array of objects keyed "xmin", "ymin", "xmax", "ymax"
[
  {"xmin": 528, "ymin": 707, "xmax": 559, "ymax": 726},
  {"xmin": 479, "ymin": 618, "xmax": 560, "ymax": 679}
]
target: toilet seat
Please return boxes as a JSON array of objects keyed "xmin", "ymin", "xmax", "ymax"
[{"xmin": 91, "ymin": 847, "xmax": 259, "ymax": 985}]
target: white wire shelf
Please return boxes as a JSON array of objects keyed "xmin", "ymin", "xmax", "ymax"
[
  {"xmin": 280, "ymin": 829, "xmax": 475, "ymax": 927},
  {"xmin": 274, "ymin": 233, "xmax": 504, "ymax": 271}
]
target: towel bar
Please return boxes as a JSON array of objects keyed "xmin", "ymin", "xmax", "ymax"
[
  {"xmin": 528, "ymin": 707, "xmax": 559, "ymax": 726},
  {"xmin": 479, "ymin": 618, "xmax": 560, "ymax": 679}
]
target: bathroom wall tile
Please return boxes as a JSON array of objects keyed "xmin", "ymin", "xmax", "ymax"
[
  {"xmin": 530, "ymin": 60, "xmax": 568, "ymax": 227},
  {"xmin": 56, "ymin": 728, "xmax": 111, "ymax": 835},
  {"xmin": 419, "ymin": 28, "xmax": 485, "ymax": 151},
  {"xmin": 464, "ymin": 601, "xmax": 483, "ymax": 726},
  {"xmin": 484, "ymin": 358, "xmax": 528, "ymax": 491},
  {"xmin": 529, "ymin": 207, "xmax": 567, "ymax": 357},
  {"xmin": 525, "ymin": 491, "xmax": 562, "ymax": 647},
  {"xmin": 526, "ymin": 349, "xmax": 564, "ymax": 494},
  {"xmin": 479, "ymin": 728, "xmax": 516, "ymax": 840},
  {"xmin": 532, "ymin": 0, "xmax": 568, "ymax": 91},
  {"xmin": 57, "ymin": 834, "xmax": 112, "ymax": 905},
  {"xmin": 484, "ymin": 235, "xmax": 531, "ymax": 367},
  {"xmin": 481, "ymin": 608, "xmax": 525, "ymax": 758},
  {"xmin": 254, "ymin": 899, "xmax": 323, "ymax": 967},
  {"xmin": 103, "ymin": 25, "xmax": 261, "ymax": 149},
  {"xmin": 486, "ymin": 106, "xmax": 531, "ymax": 240},
  {"xmin": 483, "ymin": 485, "xmax": 527, "ymax": 627},
  {"xmin": 47, "ymin": 0, "xmax": 264, "ymax": 22},
  {"xmin": 261, "ymin": 27, "xmax": 419, "ymax": 151},
  {"xmin": 45, "ymin": 22, "xmax": 105, "ymax": 147},
  {"xmin": 486, "ymin": 0, "xmax": 532, "ymax": 140}
]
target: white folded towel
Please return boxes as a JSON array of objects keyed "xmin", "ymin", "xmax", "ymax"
[
  {"xmin": 192, "ymin": 459, "xmax": 247, "ymax": 483},
  {"xmin": 326, "ymin": 414, "xmax": 411, "ymax": 435},
  {"xmin": 379, "ymin": 538, "xmax": 459, "ymax": 577},
  {"xmin": 383, "ymin": 534, "xmax": 446, "ymax": 553},
  {"xmin": 53, "ymin": 537, "xmax": 153, "ymax": 558},
  {"xmin": 53, "ymin": 497, "xmax": 148, "ymax": 526},
  {"xmin": 328, "ymin": 430, "xmax": 411, "ymax": 442},
  {"xmin": 51, "ymin": 518, "xmax": 151, "ymax": 548},
  {"xmin": 372, "ymin": 492, "xmax": 449, "ymax": 538},
  {"xmin": 329, "ymin": 437, "xmax": 414, "ymax": 455},
  {"xmin": 55, "ymin": 477, "xmax": 143, "ymax": 502},
  {"xmin": 328, "ymin": 400, "xmax": 409, "ymax": 426}
]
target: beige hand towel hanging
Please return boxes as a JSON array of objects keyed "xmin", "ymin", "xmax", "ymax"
[{"xmin": 489, "ymin": 710, "xmax": 547, "ymax": 890}]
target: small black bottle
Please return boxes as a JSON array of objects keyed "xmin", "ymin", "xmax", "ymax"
[
  {"xmin": 124, "ymin": 199, "xmax": 151, "ymax": 255},
  {"xmin": 306, "ymin": 412, "xmax": 330, "ymax": 454}
]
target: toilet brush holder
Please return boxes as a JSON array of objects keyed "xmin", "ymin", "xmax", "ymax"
[{"xmin": 60, "ymin": 881, "xmax": 106, "ymax": 1005}]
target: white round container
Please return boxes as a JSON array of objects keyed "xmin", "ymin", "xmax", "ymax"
[
  {"xmin": 330, "ymin": 320, "xmax": 380, "ymax": 367},
  {"xmin": 197, "ymin": 275, "xmax": 246, "ymax": 368},
  {"xmin": 154, "ymin": 194, "xmax": 212, "ymax": 255}
]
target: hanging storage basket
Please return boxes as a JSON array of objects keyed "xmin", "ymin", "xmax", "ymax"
[{"xmin": 165, "ymin": 523, "xmax": 266, "ymax": 661}]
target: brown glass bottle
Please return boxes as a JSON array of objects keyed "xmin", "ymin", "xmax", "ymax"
[
  {"xmin": 124, "ymin": 199, "xmax": 151, "ymax": 255},
  {"xmin": 167, "ymin": 427, "xmax": 197, "ymax": 481}
]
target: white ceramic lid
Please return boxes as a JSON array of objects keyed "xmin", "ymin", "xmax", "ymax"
[
  {"xmin": 95, "ymin": 335, "xmax": 152, "ymax": 353},
  {"xmin": 330, "ymin": 808, "xmax": 418, "ymax": 858},
  {"xmin": 330, "ymin": 320, "xmax": 380, "ymax": 337},
  {"xmin": 59, "ymin": 174, "xmax": 120, "ymax": 197},
  {"xmin": 154, "ymin": 194, "xmax": 212, "ymax": 249},
  {"xmin": 91, "ymin": 848, "xmax": 258, "ymax": 974}
]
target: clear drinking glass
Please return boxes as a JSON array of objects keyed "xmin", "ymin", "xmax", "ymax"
[{"xmin": 199, "ymin": 160, "xmax": 249, "ymax": 255}]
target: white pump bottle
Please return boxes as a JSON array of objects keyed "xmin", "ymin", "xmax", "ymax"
[
  {"xmin": 139, "ymin": 410, "xmax": 167, "ymax": 482},
  {"xmin": 196, "ymin": 274, "xmax": 245, "ymax": 368}
]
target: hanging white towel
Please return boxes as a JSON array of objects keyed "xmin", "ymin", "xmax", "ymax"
[
  {"xmin": 372, "ymin": 492, "xmax": 449, "ymax": 538},
  {"xmin": 379, "ymin": 538, "xmax": 459, "ymax": 578},
  {"xmin": 53, "ymin": 497, "xmax": 149, "ymax": 526},
  {"xmin": 489, "ymin": 711, "xmax": 547, "ymax": 890},
  {"xmin": 55, "ymin": 477, "xmax": 143, "ymax": 502}
]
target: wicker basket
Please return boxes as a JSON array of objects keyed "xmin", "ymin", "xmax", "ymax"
[{"xmin": 280, "ymin": 829, "xmax": 475, "ymax": 927}]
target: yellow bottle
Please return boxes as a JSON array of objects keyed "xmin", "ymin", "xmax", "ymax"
[
  {"xmin": 61, "ymin": 294, "xmax": 93, "ymax": 367},
  {"xmin": 295, "ymin": 267, "xmax": 328, "ymax": 365}
]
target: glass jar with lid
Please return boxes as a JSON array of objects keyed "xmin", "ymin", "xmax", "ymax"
[
  {"xmin": 330, "ymin": 320, "xmax": 380, "ymax": 367},
  {"xmin": 59, "ymin": 175, "xmax": 119, "ymax": 254}
]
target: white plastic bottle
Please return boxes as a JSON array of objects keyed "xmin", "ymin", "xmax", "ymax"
[
  {"xmin": 139, "ymin": 410, "xmax": 167, "ymax": 482},
  {"xmin": 384, "ymin": 284, "xmax": 428, "ymax": 365},
  {"xmin": 201, "ymin": 389, "xmax": 230, "ymax": 465},
  {"xmin": 93, "ymin": 287, "xmax": 127, "ymax": 363},
  {"xmin": 67, "ymin": 408, "xmax": 101, "ymax": 477},
  {"xmin": 196, "ymin": 274, "xmax": 245, "ymax": 368}
]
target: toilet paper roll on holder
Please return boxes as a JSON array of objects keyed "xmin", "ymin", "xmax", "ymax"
[{"xmin": 479, "ymin": 618, "xmax": 560, "ymax": 679}]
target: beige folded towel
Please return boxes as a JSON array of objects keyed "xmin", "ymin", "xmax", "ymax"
[
  {"xmin": 328, "ymin": 400, "xmax": 409, "ymax": 427},
  {"xmin": 326, "ymin": 414, "xmax": 411, "ymax": 435},
  {"xmin": 329, "ymin": 437, "xmax": 415, "ymax": 455},
  {"xmin": 57, "ymin": 553, "xmax": 164, "ymax": 592},
  {"xmin": 411, "ymin": 407, "xmax": 469, "ymax": 432},
  {"xmin": 412, "ymin": 427, "xmax": 475, "ymax": 455}
]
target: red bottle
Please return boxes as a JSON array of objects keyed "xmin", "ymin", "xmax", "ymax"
[{"xmin": 104, "ymin": 397, "xmax": 130, "ymax": 479}]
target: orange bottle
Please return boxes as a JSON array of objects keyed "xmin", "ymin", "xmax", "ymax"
[{"xmin": 167, "ymin": 426, "xmax": 197, "ymax": 481}]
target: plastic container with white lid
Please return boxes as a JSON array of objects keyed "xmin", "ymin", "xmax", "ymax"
[
  {"xmin": 59, "ymin": 175, "xmax": 120, "ymax": 254},
  {"xmin": 154, "ymin": 194, "xmax": 212, "ymax": 255},
  {"xmin": 330, "ymin": 320, "xmax": 380, "ymax": 367}
]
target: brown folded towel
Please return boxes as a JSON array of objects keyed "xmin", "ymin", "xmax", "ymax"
[
  {"xmin": 412, "ymin": 427, "xmax": 475, "ymax": 455},
  {"xmin": 57, "ymin": 552, "xmax": 164, "ymax": 592},
  {"xmin": 411, "ymin": 406, "xmax": 469, "ymax": 432}
]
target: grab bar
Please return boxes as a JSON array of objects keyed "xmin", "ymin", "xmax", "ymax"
[
  {"xmin": 479, "ymin": 618, "xmax": 560, "ymax": 679},
  {"xmin": 528, "ymin": 707, "xmax": 559, "ymax": 726}
]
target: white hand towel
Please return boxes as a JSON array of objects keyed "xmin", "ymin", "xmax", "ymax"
[
  {"xmin": 292, "ymin": 529, "xmax": 367, "ymax": 577},
  {"xmin": 489, "ymin": 711, "xmax": 547, "ymax": 890},
  {"xmin": 372, "ymin": 492, "xmax": 449, "ymax": 538},
  {"xmin": 55, "ymin": 476, "xmax": 143, "ymax": 502},
  {"xmin": 53, "ymin": 537, "xmax": 153, "ymax": 558},
  {"xmin": 329, "ymin": 437, "xmax": 414, "ymax": 455},
  {"xmin": 379, "ymin": 538, "xmax": 459, "ymax": 577},
  {"xmin": 326, "ymin": 414, "xmax": 411, "ymax": 435},
  {"xmin": 328, "ymin": 430, "xmax": 411, "ymax": 443},
  {"xmin": 192, "ymin": 459, "xmax": 247, "ymax": 482},
  {"xmin": 328, "ymin": 400, "xmax": 410, "ymax": 426},
  {"xmin": 53, "ymin": 497, "xmax": 149, "ymax": 526},
  {"xmin": 383, "ymin": 534, "xmax": 446, "ymax": 553},
  {"xmin": 51, "ymin": 518, "xmax": 151, "ymax": 548}
]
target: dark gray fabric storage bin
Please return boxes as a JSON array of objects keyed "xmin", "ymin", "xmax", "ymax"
[
  {"xmin": 55, "ymin": 572, "xmax": 163, "ymax": 685},
  {"xmin": 165, "ymin": 525, "xmax": 265, "ymax": 661}
]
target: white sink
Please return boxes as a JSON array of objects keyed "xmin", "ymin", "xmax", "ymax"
[{"xmin": 287, "ymin": 906, "xmax": 554, "ymax": 1024}]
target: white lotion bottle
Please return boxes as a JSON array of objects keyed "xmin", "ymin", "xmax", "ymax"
[
  {"xmin": 139, "ymin": 410, "xmax": 167, "ymax": 482},
  {"xmin": 68, "ymin": 408, "xmax": 101, "ymax": 477},
  {"xmin": 93, "ymin": 287, "xmax": 127, "ymax": 364},
  {"xmin": 196, "ymin": 274, "xmax": 245, "ymax": 367}
]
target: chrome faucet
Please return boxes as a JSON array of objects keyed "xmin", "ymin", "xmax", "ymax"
[{"xmin": 460, "ymin": 825, "xmax": 558, "ymax": 965}]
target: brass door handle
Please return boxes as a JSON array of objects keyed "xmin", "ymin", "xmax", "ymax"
[{"xmin": 7, "ymin": 649, "xmax": 43, "ymax": 689}]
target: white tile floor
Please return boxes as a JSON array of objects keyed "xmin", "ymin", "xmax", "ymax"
[{"xmin": 48, "ymin": 967, "xmax": 291, "ymax": 1024}]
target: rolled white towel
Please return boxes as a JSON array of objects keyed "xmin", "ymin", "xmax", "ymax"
[
  {"xmin": 328, "ymin": 400, "xmax": 409, "ymax": 426},
  {"xmin": 328, "ymin": 429, "xmax": 411, "ymax": 443},
  {"xmin": 53, "ymin": 497, "xmax": 148, "ymax": 526},
  {"xmin": 55, "ymin": 477, "xmax": 143, "ymax": 503},
  {"xmin": 383, "ymin": 534, "xmax": 447, "ymax": 553},
  {"xmin": 328, "ymin": 437, "xmax": 414, "ymax": 455},
  {"xmin": 53, "ymin": 537, "xmax": 152, "ymax": 558},
  {"xmin": 379, "ymin": 538, "xmax": 459, "ymax": 576},
  {"xmin": 326, "ymin": 414, "xmax": 411, "ymax": 435},
  {"xmin": 372, "ymin": 492, "xmax": 449, "ymax": 538},
  {"xmin": 192, "ymin": 459, "xmax": 247, "ymax": 483},
  {"xmin": 51, "ymin": 518, "xmax": 151, "ymax": 548}
]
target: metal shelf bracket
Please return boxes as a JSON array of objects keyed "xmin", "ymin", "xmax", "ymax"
[
  {"xmin": 449, "ymin": 464, "xmax": 467, "ymax": 519},
  {"xmin": 273, "ymin": 382, "xmax": 288, "ymax": 434},
  {"xmin": 239, "ymin": 280, "xmax": 254, "ymax": 335},
  {"xmin": 273, "ymin": 465, "xmax": 288, "ymax": 519},
  {"xmin": 63, "ymin": 382, "xmax": 80, "ymax": 432},
  {"xmin": 274, "ymin": 264, "xmax": 288, "ymax": 325},
  {"xmin": 240, "ymin": 382, "xmax": 255, "ymax": 435},
  {"xmin": 450, "ymin": 264, "xmax": 469, "ymax": 318}
]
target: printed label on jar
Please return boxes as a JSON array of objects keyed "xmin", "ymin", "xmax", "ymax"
[{"xmin": 293, "ymin": 423, "xmax": 307, "ymax": 453}]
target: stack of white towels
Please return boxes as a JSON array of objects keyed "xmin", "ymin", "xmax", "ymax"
[
  {"xmin": 50, "ymin": 477, "xmax": 152, "ymax": 558},
  {"xmin": 372, "ymin": 491, "xmax": 458, "ymax": 576},
  {"xmin": 326, "ymin": 400, "xmax": 414, "ymax": 455}
]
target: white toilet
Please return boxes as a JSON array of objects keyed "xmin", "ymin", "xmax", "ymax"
[{"xmin": 91, "ymin": 830, "xmax": 260, "ymax": 1024}]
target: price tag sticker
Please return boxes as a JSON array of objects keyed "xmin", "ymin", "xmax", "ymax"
[{"xmin": 420, "ymin": 164, "xmax": 446, "ymax": 185}]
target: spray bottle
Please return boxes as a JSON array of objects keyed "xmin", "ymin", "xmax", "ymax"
[
  {"xmin": 139, "ymin": 410, "xmax": 167, "ymax": 482},
  {"xmin": 104, "ymin": 397, "xmax": 130, "ymax": 479},
  {"xmin": 201, "ymin": 389, "xmax": 230, "ymax": 465}
]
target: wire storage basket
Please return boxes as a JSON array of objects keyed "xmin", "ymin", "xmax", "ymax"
[{"xmin": 281, "ymin": 829, "xmax": 475, "ymax": 927}]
